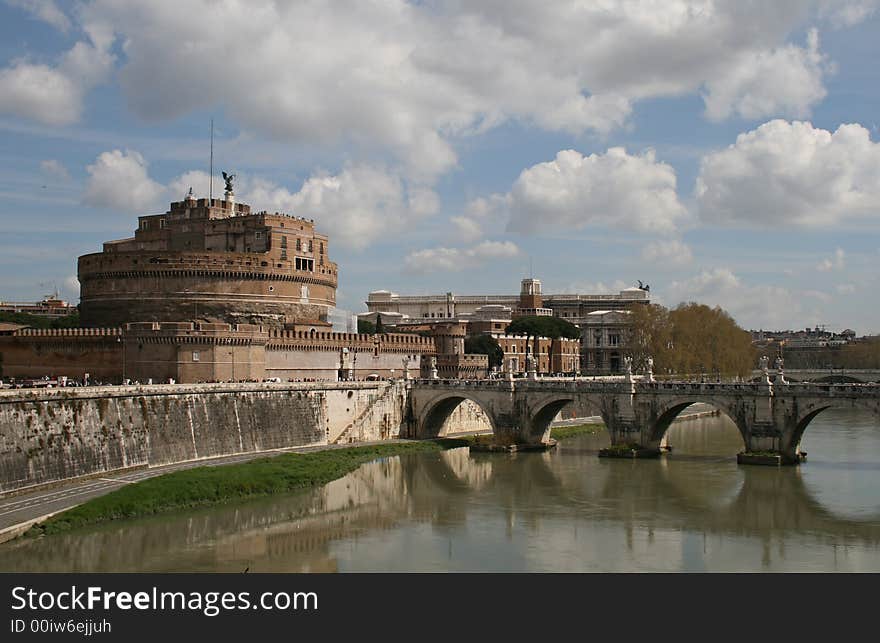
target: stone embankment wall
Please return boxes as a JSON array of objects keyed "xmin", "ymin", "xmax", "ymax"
[{"xmin": 0, "ymin": 381, "xmax": 408, "ymax": 494}]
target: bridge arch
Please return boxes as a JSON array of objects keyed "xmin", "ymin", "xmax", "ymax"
[
  {"xmin": 648, "ymin": 398, "xmax": 748, "ymax": 450},
  {"xmin": 788, "ymin": 398, "xmax": 880, "ymax": 450},
  {"xmin": 526, "ymin": 394, "xmax": 606, "ymax": 443},
  {"xmin": 417, "ymin": 392, "xmax": 497, "ymax": 440}
]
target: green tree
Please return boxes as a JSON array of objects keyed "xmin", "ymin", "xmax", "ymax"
[
  {"xmin": 357, "ymin": 318, "xmax": 376, "ymax": 334},
  {"xmin": 628, "ymin": 304, "xmax": 672, "ymax": 371},
  {"xmin": 374, "ymin": 315, "xmax": 385, "ymax": 334},
  {"xmin": 629, "ymin": 302, "xmax": 754, "ymax": 378},
  {"xmin": 505, "ymin": 316, "xmax": 580, "ymax": 340},
  {"xmin": 464, "ymin": 334, "xmax": 504, "ymax": 368}
]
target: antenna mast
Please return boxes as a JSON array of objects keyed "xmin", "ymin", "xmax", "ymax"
[{"xmin": 209, "ymin": 118, "xmax": 214, "ymax": 203}]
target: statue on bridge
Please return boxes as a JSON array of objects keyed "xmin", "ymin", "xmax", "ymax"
[
  {"xmin": 775, "ymin": 356, "xmax": 787, "ymax": 384},
  {"xmin": 645, "ymin": 356, "xmax": 655, "ymax": 382},
  {"xmin": 759, "ymin": 355, "xmax": 771, "ymax": 385}
]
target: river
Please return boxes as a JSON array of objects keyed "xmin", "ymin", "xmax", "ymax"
[{"xmin": 1, "ymin": 408, "xmax": 878, "ymax": 572}]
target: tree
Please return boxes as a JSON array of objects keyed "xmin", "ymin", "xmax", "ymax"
[
  {"xmin": 628, "ymin": 303, "xmax": 672, "ymax": 371},
  {"xmin": 629, "ymin": 302, "xmax": 754, "ymax": 378},
  {"xmin": 464, "ymin": 334, "xmax": 504, "ymax": 368},
  {"xmin": 505, "ymin": 316, "xmax": 580, "ymax": 340},
  {"xmin": 374, "ymin": 314, "xmax": 385, "ymax": 334},
  {"xmin": 357, "ymin": 318, "xmax": 376, "ymax": 334}
]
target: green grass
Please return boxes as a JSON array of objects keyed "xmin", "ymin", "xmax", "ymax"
[
  {"xmin": 550, "ymin": 423, "xmax": 605, "ymax": 440},
  {"xmin": 27, "ymin": 441, "xmax": 463, "ymax": 537},
  {"xmin": 24, "ymin": 425, "xmax": 605, "ymax": 538}
]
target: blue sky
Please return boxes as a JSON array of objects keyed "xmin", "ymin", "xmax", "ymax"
[{"xmin": 1, "ymin": 1, "xmax": 878, "ymax": 333}]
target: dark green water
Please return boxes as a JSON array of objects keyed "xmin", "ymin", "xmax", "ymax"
[{"xmin": 1, "ymin": 408, "xmax": 878, "ymax": 572}]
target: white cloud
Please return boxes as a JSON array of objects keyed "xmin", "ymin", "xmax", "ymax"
[
  {"xmin": 664, "ymin": 268, "xmax": 804, "ymax": 329},
  {"xmin": 0, "ymin": 18, "xmax": 114, "ymax": 125},
  {"xmin": 703, "ymin": 30, "xmax": 828, "ymax": 122},
  {"xmin": 242, "ymin": 165, "xmax": 438, "ymax": 250},
  {"xmin": 40, "ymin": 159, "xmax": 70, "ymax": 181},
  {"xmin": 836, "ymin": 283, "xmax": 856, "ymax": 294},
  {"xmin": 83, "ymin": 149, "xmax": 166, "ymax": 213},
  {"xmin": 642, "ymin": 239, "xmax": 693, "ymax": 267},
  {"xmin": 6, "ymin": 0, "xmax": 71, "ymax": 32},
  {"xmin": 818, "ymin": 0, "xmax": 880, "ymax": 27},
  {"xmin": 817, "ymin": 247, "xmax": 845, "ymax": 271},
  {"xmin": 696, "ymin": 120, "xmax": 880, "ymax": 227},
  {"xmin": 83, "ymin": 150, "xmax": 435, "ymax": 249},
  {"xmin": 48, "ymin": 1, "xmax": 873, "ymax": 176},
  {"xmin": 0, "ymin": 63, "xmax": 81, "ymax": 125},
  {"xmin": 404, "ymin": 240, "xmax": 519, "ymax": 273},
  {"xmin": 507, "ymin": 148, "xmax": 687, "ymax": 235},
  {"xmin": 450, "ymin": 216, "xmax": 483, "ymax": 243}
]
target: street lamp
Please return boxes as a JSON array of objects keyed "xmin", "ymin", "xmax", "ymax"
[{"xmin": 117, "ymin": 336, "xmax": 126, "ymax": 384}]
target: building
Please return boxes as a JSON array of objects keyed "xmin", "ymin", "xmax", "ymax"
[
  {"xmin": 365, "ymin": 283, "xmax": 649, "ymax": 322},
  {"xmin": 1, "ymin": 187, "xmax": 439, "ymax": 384},
  {"xmin": 78, "ymin": 189, "xmax": 338, "ymax": 329},
  {"xmin": 363, "ymin": 278, "xmax": 648, "ymax": 374},
  {"xmin": 0, "ymin": 294, "xmax": 76, "ymax": 319},
  {"xmin": 580, "ymin": 310, "xmax": 632, "ymax": 374}
]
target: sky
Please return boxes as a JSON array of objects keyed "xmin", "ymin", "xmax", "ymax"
[{"xmin": 0, "ymin": 1, "xmax": 878, "ymax": 334}]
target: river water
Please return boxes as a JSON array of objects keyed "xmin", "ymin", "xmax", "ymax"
[{"xmin": 1, "ymin": 408, "xmax": 878, "ymax": 572}]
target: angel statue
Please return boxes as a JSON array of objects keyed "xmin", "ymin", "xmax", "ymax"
[{"xmin": 222, "ymin": 171, "xmax": 235, "ymax": 193}]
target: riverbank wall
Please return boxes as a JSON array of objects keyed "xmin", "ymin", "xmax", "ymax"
[{"xmin": 0, "ymin": 381, "xmax": 410, "ymax": 494}]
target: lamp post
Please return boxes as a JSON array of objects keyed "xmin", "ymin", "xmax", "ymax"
[{"xmin": 117, "ymin": 336, "xmax": 126, "ymax": 384}]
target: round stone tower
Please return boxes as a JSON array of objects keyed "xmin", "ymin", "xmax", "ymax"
[{"xmin": 78, "ymin": 194, "xmax": 337, "ymax": 328}]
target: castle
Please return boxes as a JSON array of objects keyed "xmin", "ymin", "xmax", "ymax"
[{"xmin": 1, "ymin": 186, "xmax": 437, "ymax": 384}]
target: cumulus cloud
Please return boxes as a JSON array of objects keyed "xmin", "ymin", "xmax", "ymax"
[
  {"xmin": 641, "ymin": 239, "xmax": 693, "ymax": 267},
  {"xmin": 450, "ymin": 216, "xmax": 484, "ymax": 243},
  {"xmin": 0, "ymin": 16, "xmax": 114, "ymax": 125},
  {"xmin": 83, "ymin": 149, "xmax": 435, "ymax": 249},
  {"xmin": 507, "ymin": 148, "xmax": 687, "ymax": 235},
  {"xmin": 243, "ymin": 165, "xmax": 439, "ymax": 250},
  {"xmin": 83, "ymin": 150, "xmax": 166, "ymax": 212},
  {"xmin": 817, "ymin": 247, "xmax": 846, "ymax": 271},
  {"xmin": 664, "ymin": 268, "xmax": 803, "ymax": 329},
  {"xmin": 696, "ymin": 120, "xmax": 880, "ymax": 227},
  {"xmin": 27, "ymin": 1, "xmax": 865, "ymax": 176},
  {"xmin": 703, "ymin": 30, "xmax": 828, "ymax": 121},
  {"xmin": 404, "ymin": 240, "xmax": 520, "ymax": 273}
]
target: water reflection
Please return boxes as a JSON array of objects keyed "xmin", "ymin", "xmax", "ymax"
[{"xmin": 1, "ymin": 410, "xmax": 878, "ymax": 572}]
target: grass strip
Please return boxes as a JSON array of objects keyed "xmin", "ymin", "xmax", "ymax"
[
  {"xmin": 27, "ymin": 441, "xmax": 468, "ymax": 537},
  {"xmin": 549, "ymin": 423, "xmax": 605, "ymax": 440}
]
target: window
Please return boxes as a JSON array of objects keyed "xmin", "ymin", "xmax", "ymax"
[
  {"xmin": 281, "ymin": 236, "xmax": 287, "ymax": 248},
  {"xmin": 296, "ymin": 238, "xmax": 301, "ymax": 251},
  {"xmin": 255, "ymin": 231, "xmax": 263, "ymax": 239},
  {"xmin": 609, "ymin": 334, "xmax": 620, "ymax": 346},
  {"xmin": 320, "ymin": 242, "xmax": 324, "ymax": 254},
  {"xmin": 192, "ymin": 351, "xmax": 200, "ymax": 362}
]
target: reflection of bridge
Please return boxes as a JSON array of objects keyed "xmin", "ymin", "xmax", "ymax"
[
  {"xmin": 751, "ymin": 369, "xmax": 880, "ymax": 384},
  {"xmin": 408, "ymin": 379, "xmax": 880, "ymax": 463}
]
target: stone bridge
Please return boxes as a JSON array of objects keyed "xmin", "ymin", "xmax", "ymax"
[
  {"xmin": 750, "ymin": 369, "xmax": 880, "ymax": 384},
  {"xmin": 407, "ymin": 378, "xmax": 880, "ymax": 463}
]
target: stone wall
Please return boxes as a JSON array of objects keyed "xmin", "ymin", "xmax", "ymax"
[{"xmin": 0, "ymin": 382, "xmax": 407, "ymax": 494}]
